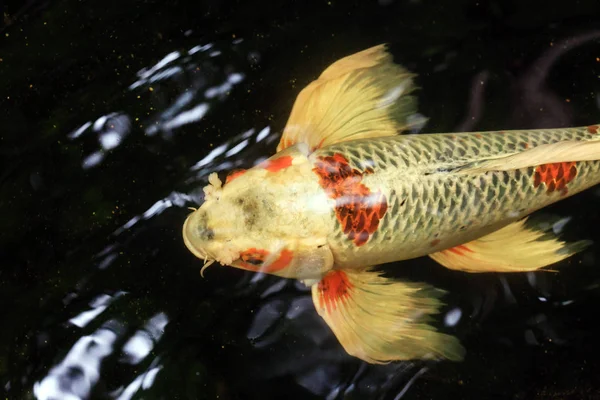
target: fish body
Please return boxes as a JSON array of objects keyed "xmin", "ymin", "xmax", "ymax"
[
  {"xmin": 183, "ymin": 44, "xmax": 599, "ymax": 364},
  {"xmin": 313, "ymin": 128, "xmax": 600, "ymax": 268}
]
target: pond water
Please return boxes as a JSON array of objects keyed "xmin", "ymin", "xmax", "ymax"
[{"xmin": 2, "ymin": 0, "xmax": 600, "ymax": 398}]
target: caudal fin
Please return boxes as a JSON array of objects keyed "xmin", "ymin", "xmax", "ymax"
[{"xmin": 311, "ymin": 268, "xmax": 464, "ymax": 364}]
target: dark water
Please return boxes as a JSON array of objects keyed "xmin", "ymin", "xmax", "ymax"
[{"xmin": 2, "ymin": 0, "xmax": 600, "ymax": 399}]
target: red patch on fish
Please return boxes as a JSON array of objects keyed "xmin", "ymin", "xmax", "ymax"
[
  {"xmin": 269, "ymin": 249, "xmax": 294, "ymax": 271},
  {"xmin": 238, "ymin": 248, "xmax": 293, "ymax": 273},
  {"xmin": 430, "ymin": 239, "xmax": 441, "ymax": 247},
  {"xmin": 587, "ymin": 125, "xmax": 599, "ymax": 134},
  {"xmin": 317, "ymin": 270, "xmax": 352, "ymax": 313},
  {"xmin": 260, "ymin": 155, "xmax": 293, "ymax": 172},
  {"xmin": 533, "ymin": 162, "xmax": 577, "ymax": 195},
  {"xmin": 313, "ymin": 153, "xmax": 388, "ymax": 246},
  {"xmin": 446, "ymin": 244, "xmax": 474, "ymax": 256},
  {"xmin": 225, "ymin": 169, "xmax": 247, "ymax": 183}
]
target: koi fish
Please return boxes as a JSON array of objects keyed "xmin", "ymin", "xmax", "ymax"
[{"xmin": 182, "ymin": 44, "xmax": 599, "ymax": 364}]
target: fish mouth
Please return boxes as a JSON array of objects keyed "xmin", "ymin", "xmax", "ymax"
[
  {"xmin": 183, "ymin": 215, "xmax": 221, "ymax": 277},
  {"xmin": 182, "ymin": 214, "xmax": 212, "ymax": 260}
]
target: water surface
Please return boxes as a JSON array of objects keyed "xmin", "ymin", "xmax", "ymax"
[{"xmin": 2, "ymin": 1, "xmax": 600, "ymax": 398}]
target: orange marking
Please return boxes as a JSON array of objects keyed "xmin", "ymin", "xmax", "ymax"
[
  {"xmin": 260, "ymin": 155, "xmax": 293, "ymax": 172},
  {"xmin": 430, "ymin": 239, "xmax": 440, "ymax": 247},
  {"xmin": 314, "ymin": 138, "xmax": 326, "ymax": 150},
  {"xmin": 225, "ymin": 169, "xmax": 247, "ymax": 183},
  {"xmin": 521, "ymin": 142, "xmax": 529, "ymax": 149},
  {"xmin": 587, "ymin": 125, "xmax": 599, "ymax": 134},
  {"xmin": 317, "ymin": 270, "xmax": 352, "ymax": 313},
  {"xmin": 313, "ymin": 153, "xmax": 388, "ymax": 246},
  {"xmin": 269, "ymin": 249, "xmax": 294, "ymax": 272},
  {"xmin": 446, "ymin": 244, "xmax": 473, "ymax": 256},
  {"xmin": 533, "ymin": 162, "xmax": 577, "ymax": 195},
  {"xmin": 238, "ymin": 248, "xmax": 293, "ymax": 273},
  {"xmin": 475, "ymin": 133, "xmax": 482, "ymax": 139}
]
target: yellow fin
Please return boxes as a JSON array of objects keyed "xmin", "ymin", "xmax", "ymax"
[
  {"xmin": 311, "ymin": 268, "xmax": 465, "ymax": 364},
  {"xmin": 430, "ymin": 218, "xmax": 590, "ymax": 273},
  {"xmin": 277, "ymin": 44, "xmax": 420, "ymax": 152},
  {"xmin": 452, "ymin": 140, "xmax": 600, "ymax": 174}
]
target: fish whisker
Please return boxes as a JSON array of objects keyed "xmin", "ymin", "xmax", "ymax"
[{"xmin": 200, "ymin": 259, "xmax": 216, "ymax": 278}]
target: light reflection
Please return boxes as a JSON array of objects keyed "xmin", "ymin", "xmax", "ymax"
[
  {"xmin": 443, "ymin": 307, "xmax": 462, "ymax": 327},
  {"xmin": 161, "ymin": 103, "xmax": 209, "ymax": 131},
  {"xmin": 113, "ymin": 191, "xmax": 193, "ymax": 235},
  {"xmin": 101, "ymin": 40, "xmax": 251, "ymax": 142},
  {"xmin": 34, "ymin": 323, "xmax": 122, "ymax": 400},
  {"xmin": 68, "ymin": 121, "xmax": 92, "ymax": 139},
  {"xmin": 70, "ymin": 112, "xmax": 132, "ymax": 169},
  {"xmin": 121, "ymin": 312, "xmax": 169, "ymax": 365},
  {"xmin": 129, "ymin": 51, "xmax": 182, "ymax": 90},
  {"xmin": 186, "ymin": 124, "xmax": 277, "ymax": 184},
  {"xmin": 82, "ymin": 152, "xmax": 104, "ymax": 169},
  {"xmin": 188, "ymin": 43, "xmax": 213, "ymax": 55},
  {"xmin": 148, "ymin": 66, "xmax": 183, "ymax": 84},
  {"xmin": 256, "ymin": 126, "xmax": 270, "ymax": 142},
  {"xmin": 114, "ymin": 365, "xmax": 163, "ymax": 400},
  {"xmin": 69, "ymin": 293, "xmax": 124, "ymax": 328},
  {"xmin": 191, "ymin": 143, "xmax": 228, "ymax": 170},
  {"xmin": 225, "ymin": 139, "xmax": 249, "ymax": 157},
  {"xmin": 204, "ymin": 73, "xmax": 245, "ymax": 99}
]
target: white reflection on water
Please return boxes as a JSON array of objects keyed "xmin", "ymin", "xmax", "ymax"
[
  {"xmin": 443, "ymin": 307, "xmax": 462, "ymax": 327},
  {"xmin": 70, "ymin": 113, "xmax": 132, "ymax": 169},
  {"xmin": 113, "ymin": 191, "xmax": 193, "ymax": 235},
  {"xmin": 68, "ymin": 121, "xmax": 92, "ymax": 139},
  {"xmin": 161, "ymin": 103, "xmax": 209, "ymax": 131},
  {"xmin": 69, "ymin": 292, "xmax": 125, "ymax": 328},
  {"xmin": 113, "ymin": 365, "xmax": 163, "ymax": 400},
  {"xmin": 256, "ymin": 126, "xmax": 271, "ymax": 142},
  {"xmin": 188, "ymin": 43, "xmax": 213, "ymax": 55},
  {"xmin": 68, "ymin": 39, "xmax": 248, "ymax": 170},
  {"xmin": 129, "ymin": 51, "xmax": 182, "ymax": 90},
  {"xmin": 34, "ymin": 323, "xmax": 122, "ymax": 400},
  {"xmin": 121, "ymin": 312, "xmax": 169, "ymax": 364},
  {"xmin": 191, "ymin": 143, "xmax": 228, "ymax": 170},
  {"xmin": 82, "ymin": 152, "xmax": 104, "ymax": 169}
]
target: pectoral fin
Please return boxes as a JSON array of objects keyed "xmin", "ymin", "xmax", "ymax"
[
  {"xmin": 430, "ymin": 218, "xmax": 591, "ymax": 273},
  {"xmin": 311, "ymin": 268, "xmax": 464, "ymax": 364},
  {"xmin": 277, "ymin": 44, "xmax": 421, "ymax": 152}
]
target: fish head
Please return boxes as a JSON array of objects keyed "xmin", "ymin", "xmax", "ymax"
[{"xmin": 183, "ymin": 147, "xmax": 335, "ymax": 280}]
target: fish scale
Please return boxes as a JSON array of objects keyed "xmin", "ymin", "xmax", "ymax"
[{"xmin": 312, "ymin": 126, "xmax": 600, "ymax": 268}]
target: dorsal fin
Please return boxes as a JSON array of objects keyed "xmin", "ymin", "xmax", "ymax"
[{"xmin": 277, "ymin": 44, "xmax": 421, "ymax": 152}]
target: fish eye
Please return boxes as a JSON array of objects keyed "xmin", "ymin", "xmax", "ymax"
[
  {"xmin": 203, "ymin": 228, "xmax": 215, "ymax": 240},
  {"xmin": 240, "ymin": 250, "xmax": 266, "ymax": 266},
  {"xmin": 188, "ymin": 211, "xmax": 215, "ymax": 241},
  {"xmin": 243, "ymin": 257, "xmax": 263, "ymax": 266}
]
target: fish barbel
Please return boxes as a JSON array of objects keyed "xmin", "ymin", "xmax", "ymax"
[{"xmin": 182, "ymin": 44, "xmax": 599, "ymax": 364}]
